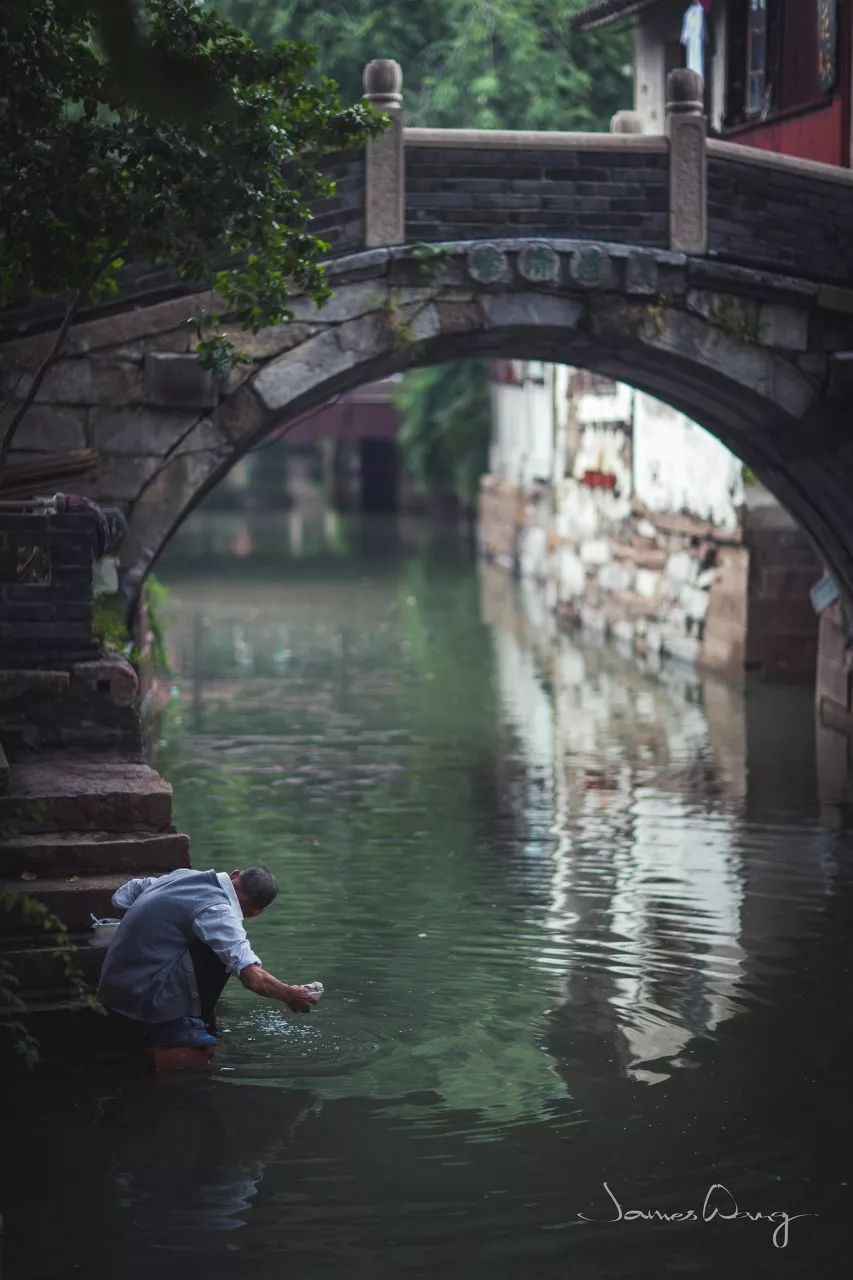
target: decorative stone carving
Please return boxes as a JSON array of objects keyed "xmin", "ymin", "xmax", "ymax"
[
  {"xmin": 467, "ymin": 244, "xmax": 510, "ymax": 285},
  {"xmin": 362, "ymin": 59, "xmax": 403, "ymax": 108},
  {"xmin": 610, "ymin": 110, "xmax": 644, "ymax": 135},
  {"xmin": 518, "ymin": 243, "xmax": 561, "ymax": 284},
  {"xmin": 569, "ymin": 246, "xmax": 613, "ymax": 289}
]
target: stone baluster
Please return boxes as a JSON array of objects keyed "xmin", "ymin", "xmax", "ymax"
[
  {"xmin": 666, "ymin": 68, "xmax": 707, "ymax": 255},
  {"xmin": 362, "ymin": 59, "xmax": 405, "ymax": 247},
  {"xmin": 610, "ymin": 110, "xmax": 644, "ymax": 134}
]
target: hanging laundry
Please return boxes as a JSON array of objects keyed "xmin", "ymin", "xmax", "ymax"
[{"xmin": 681, "ymin": 1, "xmax": 707, "ymax": 77}]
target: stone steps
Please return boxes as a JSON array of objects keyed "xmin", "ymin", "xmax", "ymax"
[
  {"xmin": 0, "ymin": 830, "xmax": 190, "ymax": 878},
  {"xmin": 1, "ymin": 937, "xmax": 105, "ymax": 993},
  {"xmin": 0, "ymin": 871, "xmax": 160, "ymax": 932},
  {"xmin": 0, "ymin": 660, "xmax": 143, "ymax": 754},
  {"xmin": 0, "ymin": 755, "xmax": 173, "ymax": 834}
]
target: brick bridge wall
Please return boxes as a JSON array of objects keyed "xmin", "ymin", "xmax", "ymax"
[
  {"xmin": 5, "ymin": 123, "xmax": 853, "ymax": 342},
  {"xmin": 405, "ymin": 139, "xmax": 669, "ymax": 246},
  {"xmin": 707, "ymin": 143, "xmax": 853, "ymax": 287}
]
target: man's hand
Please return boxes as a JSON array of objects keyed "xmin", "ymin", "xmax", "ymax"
[
  {"xmin": 283, "ymin": 984, "xmax": 318, "ymax": 1014},
  {"xmin": 240, "ymin": 964, "xmax": 318, "ymax": 1011}
]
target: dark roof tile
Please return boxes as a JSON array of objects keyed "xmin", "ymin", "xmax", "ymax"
[{"xmin": 571, "ymin": 0, "xmax": 660, "ymax": 32}]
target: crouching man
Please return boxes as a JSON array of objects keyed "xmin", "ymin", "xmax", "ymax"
[{"xmin": 97, "ymin": 865, "xmax": 317, "ymax": 1048}]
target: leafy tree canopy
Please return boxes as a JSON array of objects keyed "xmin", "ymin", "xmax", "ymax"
[
  {"xmin": 0, "ymin": 0, "xmax": 378, "ymax": 467},
  {"xmin": 394, "ymin": 361, "xmax": 493, "ymax": 506},
  {"xmin": 207, "ymin": 1, "xmax": 632, "ymax": 504},
  {"xmin": 209, "ymin": 0, "xmax": 632, "ymax": 130}
]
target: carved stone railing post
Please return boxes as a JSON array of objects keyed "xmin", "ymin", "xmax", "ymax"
[
  {"xmin": 666, "ymin": 68, "xmax": 707, "ymax": 255},
  {"xmin": 362, "ymin": 59, "xmax": 405, "ymax": 247},
  {"xmin": 610, "ymin": 110, "xmax": 644, "ymax": 135}
]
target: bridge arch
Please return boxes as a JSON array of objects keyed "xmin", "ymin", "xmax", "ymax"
[{"xmin": 104, "ymin": 239, "xmax": 852, "ymax": 608}]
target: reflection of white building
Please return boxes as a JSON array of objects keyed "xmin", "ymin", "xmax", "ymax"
[
  {"xmin": 480, "ymin": 560, "xmax": 747, "ymax": 1084},
  {"xmin": 480, "ymin": 360, "xmax": 820, "ymax": 680}
]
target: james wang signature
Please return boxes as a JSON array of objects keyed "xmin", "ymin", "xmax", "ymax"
[{"xmin": 578, "ymin": 1181, "xmax": 816, "ymax": 1248}]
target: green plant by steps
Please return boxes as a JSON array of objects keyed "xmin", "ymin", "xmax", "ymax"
[
  {"xmin": 0, "ymin": 892, "xmax": 103, "ymax": 1069},
  {"xmin": 93, "ymin": 574, "xmax": 171, "ymax": 672},
  {"xmin": 144, "ymin": 574, "xmax": 172, "ymax": 673},
  {"xmin": 93, "ymin": 593, "xmax": 130, "ymax": 656}
]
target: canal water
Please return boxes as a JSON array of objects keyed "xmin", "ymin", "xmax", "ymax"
[{"xmin": 5, "ymin": 509, "xmax": 853, "ymax": 1279}]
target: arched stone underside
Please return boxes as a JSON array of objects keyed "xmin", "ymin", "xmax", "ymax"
[{"xmin": 18, "ymin": 239, "xmax": 853, "ymax": 606}]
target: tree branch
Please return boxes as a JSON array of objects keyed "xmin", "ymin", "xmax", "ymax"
[
  {"xmin": 0, "ymin": 254, "xmax": 114, "ymax": 477},
  {"xmin": 0, "ymin": 290, "xmax": 85, "ymax": 477}
]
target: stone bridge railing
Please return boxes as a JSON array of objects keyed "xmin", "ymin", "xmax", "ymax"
[
  {"xmin": 315, "ymin": 61, "xmax": 853, "ymax": 288},
  {"xmin": 4, "ymin": 62, "xmax": 853, "ymax": 344}
]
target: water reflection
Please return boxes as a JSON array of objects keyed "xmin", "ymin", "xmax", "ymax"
[
  {"xmin": 108, "ymin": 1081, "xmax": 314, "ymax": 1248},
  {"xmin": 481, "ymin": 565, "xmax": 835, "ymax": 1085},
  {"xmin": 6, "ymin": 512, "xmax": 853, "ymax": 1278}
]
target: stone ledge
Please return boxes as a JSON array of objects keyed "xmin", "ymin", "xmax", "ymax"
[
  {"xmin": 708, "ymin": 138, "xmax": 853, "ymax": 186},
  {"xmin": 405, "ymin": 127, "xmax": 669, "ymax": 153},
  {"xmin": 0, "ymin": 829, "xmax": 190, "ymax": 877}
]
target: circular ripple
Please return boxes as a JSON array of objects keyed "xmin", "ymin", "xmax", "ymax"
[{"xmin": 215, "ymin": 1007, "xmax": 391, "ymax": 1081}]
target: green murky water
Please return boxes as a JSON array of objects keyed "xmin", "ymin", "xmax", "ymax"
[{"xmin": 3, "ymin": 510, "xmax": 853, "ymax": 1279}]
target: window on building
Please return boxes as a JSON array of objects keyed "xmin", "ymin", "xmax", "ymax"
[
  {"xmin": 746, "ymin": 0, "xmax": 768, "ymax": 114},
  {"xmin": 724, "ymin": 0, "xmax": 832, "ymax": 128}
]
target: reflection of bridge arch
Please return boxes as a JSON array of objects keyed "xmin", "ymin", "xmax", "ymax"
[{"xmin": 109, "ymin": 237, "xmax": 853, "ymax": 609}]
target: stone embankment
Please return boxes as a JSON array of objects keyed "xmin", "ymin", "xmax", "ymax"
[
  {"xmin": 0, "ymin": 662, "xmax": 190, "ymax": 1015},
  {"xmin": 0, "ymin": 509, "xmax": 189, "ymax": 1028}
]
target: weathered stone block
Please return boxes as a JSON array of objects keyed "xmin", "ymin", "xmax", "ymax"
[
  {"xmin": 253, "ymin": 328, "xmax": 352, "ymax": 412},
  {"xmin": 599, "ymin": 562, "xmax": 631, "ymax": 593},
  {"xmin": 90, "ymin": 342, "xmax": 145, "ymax": 362},
  {"xmin": 759, "ymin": 302, "xmax": 809, "ymax": 352},
  {"xmin": 3, "ymin": 405, "xmax": 87, "ymax": 452},
  {"xmin": 93, "ymin": 408, "xmax": 200, "ymax": 455},
  {"xmin": 143, "ymin": 352, "xmax": 218, "ymax": 410},
  {"xmin": 145, "ymin": 328, "xmax": 192, "ymax": 354},
  {"xmin": 480, "ymin": 292, "xmax": 584, "ymax": 331},
  {"xmin": 32, "ymin": 359, "xmax": 143, "ymax": 406},
  {"xmin": 71, "ymin": 657, "xmax": 138, "ymax": 707},
  {"xmin": 625, "ymin": 250, "xmax": 659, "ymax": 295},
  {"xmin": 119, "ymin": 449, "xmax": 227, "ymax": 582},
  {"xmin": 170, "ymin": 416, "xmax": 232, "ymax": 460},
  {"xmin": 580, "ymin": 538, "xmax": 611, "ymax": 567},
  {"xmin": 215, "ymin": 385, "xmax": 267, "ymax": 445},
  {"xmin": 635, "ymin": 567, "xmax": 661, "ymax": 599},
  {"xmin": 83, "ymin": 453, "xmax": 163, "ymax": 503}
]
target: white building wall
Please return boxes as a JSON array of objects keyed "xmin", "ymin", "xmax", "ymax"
[
  {"xmin": 634, "ymin": 0, "xmax": 684, "ymax": 131},
  {"xmin": 633, "ymin": 391, "xmax": 743, "ymax": 528},
  {"xmin": 633, "ymin": 0, "xmax": 726, "ymax": 133},
  {"xmin": 489, "ymin": 362, "xmax": 555, "ymax": 488}
]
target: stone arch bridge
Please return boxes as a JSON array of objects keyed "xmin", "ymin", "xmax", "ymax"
[{"xmin": 3, "ymin": 65, "xmax": 853, "ymax": 622}]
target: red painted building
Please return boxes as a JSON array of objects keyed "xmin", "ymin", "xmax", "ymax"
[{"xmin": 574, "ymin": 0, "xmax": 852, "ymax": 167}]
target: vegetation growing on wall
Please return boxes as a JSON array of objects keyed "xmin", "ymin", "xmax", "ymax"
[{"xmin": 0, "ymin": 892, "xmax": 102, "ymax": 1068}]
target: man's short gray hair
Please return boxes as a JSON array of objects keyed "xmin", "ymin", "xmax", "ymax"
[{"xmin": 239, "ymin": 866, "xmax": 278, "ymax": 910}]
